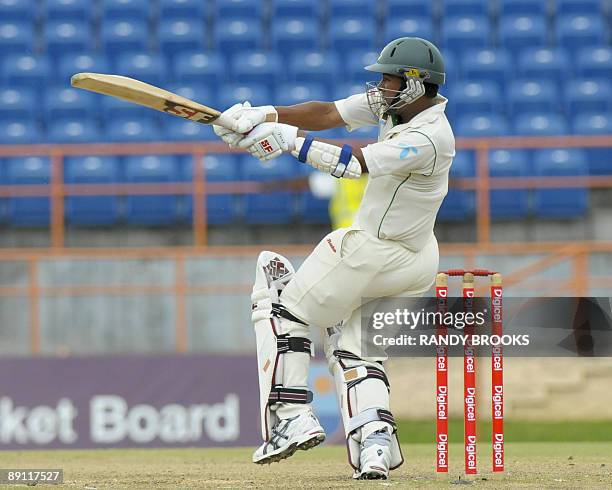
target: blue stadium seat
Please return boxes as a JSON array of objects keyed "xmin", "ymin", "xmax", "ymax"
[
  {"xmin": 0, "ymin": 88, "xmax": 36, "ymax": 121},
  {"xmin": 533, "ymin": 149, "xmax": 588, "ymax": 218},
  {"xmin": 438, "ymin": 151, "xmax": 475, "ymax": 221},
  {"xmin": 101, "ymin": 0, "xmax": 149, "ymax": 21},
  {"xmin": 164, "ymin": 83, "xmax": 216, "ymax": 108},
  {"xmin": 448, "ymin": 81, "xmax": 501, "ymax": 119},
  {"xmin": 440, "ymin": 51, "xmax": 457, "ymax": 85},
  {"xmin": 243, "ymin": 155, "xmax": 297, "ymax": 224},
  {"xmin": 333, "ymin": 82, "xmax": 366, "ymax": 99},
  {"xmin": 271, "ymin": 0, "xmax": 319, "ymax": 18},
  {"xmin": 44, "ymin": 0, "xmax": 90, "ymax": 21},
  {"xmin": 556, "ymin": 15, "xmax": 605, "ymax": 53},
  {"xmin": 514, "ymin": 113, "xmax": 568, "ymax": 136},
  {"xmin": 329, "ymin": 18, "xmax": 376, "ymax": 53},
  {"xmin": 289, "ymin": 51, "xmax": 338, "ymax": 84},
  {"xmin": 158, "ymin": 0, "xmax": 206, "ymax": 20},
  {"xmin": 297, "ymin": 167, "xmax": 332, "ymax": 224},
  {"xmin": 217, "ymin": 0, "xmax": 262, "ymax": 19},
  {"xmin": 182, "ymin": 154, "xmax": 240, "ymax": 224},
  {"xmin": 44, "ymin": 87, "xmax": 97, "ymax": 121},
  {"xmin": 215, "ymin": 19, "xmax": 262, "ymax": 56},
  {"xmin": 507, "ymin": 80, "xmax": 560, "ymax": 115},
  {"xmin": 48, "ymin": 118, "xmax": 100, "ymax": 143},
  {"xmin": 556, "ymin": 0, "xmax": 603, "ymax": 15},
  {"xmin": 499, "ymin": 15, "xmax": 547, "ymax": 52},
  {"xmin": 455, "ymin": 114, "xmax": 510, "ymax": 137},
  {"xmin": 329, "ymin": 0, "xmax": 378, "ymax": 19},
  {"xmin": 125, "ymin": 155, "xmax": 181, "ymax": 225},
  {"xmin": 577, "ymin": 46, "xmax": 612, "ymax": 80},
  {"xmin": 489, "ymin": 150, "xmax": 529, "ymax": 219},
  {"xmin": 101, "ymin": 95, "xmax": 157, "ymax": 122},
  {"xmin": 274, "ymin": 83, "xmax": 329, "ymax": 106},
  {"xmin": 45, "ymin": 20, "xmax": 90, "ymax": 55},
  {"xmin": 159, "ymin": 19, "xmax": 204, "ymax": 59},
  {"xmin": 163, "ymin": 118, "xmax": 218, "ymax": 141},
  {"xmin": 271, "ymin": 18, "xmax": 319, "ymax": 54},
  {"xmin": 0, "ymin": 119, "xmax": 42, "ymax": 144},
  {"xmin": 384, "ymin": 18, "xmax": 434, "ymax": 45},
  {"xmin": 116, "ymin": 52, "xmax": 167, "ymax": 85},
  {"xmin": 461, "ymin": 48, "xmax": 511, "ymax": 89},
  {"xmin": 442, "ymin": 0, "xmax": 489, "ymax": 16},
  {"xmin": 217, "ymin": 83, "xmax": 271, "ymax": 109},
  {"xmin": 65, "ymin": 156, "xmax": 121, "ymax": 226},
  {"xmin": 58, "ymin": 53, "xmax": 111, "ymax": 86},
  {"xmin": 442, "ymin": 16, "xmax": 491, "ymax": 54},
  {"xmin": 173, "ymin": 51, "xmax": 223, "ymax": 87},
  {"xmin": 104, "ymin": 118, "xmax": 162, "ymax": 142},
  {"xmin": 101, "ymin": 19, "xmax": 149, "ymax": 53},
  {"xmin": 518, "ymin": 48, "xmax": 569, "ymax": 85},
  {"xmin": 6, "ymin": 157, "xmax": 50, "ymax": 226},
  {"xmin": 498, "ymin": 0, "xmax": 547, "ymax": 16},
  {"xmin": 3, "ymin": 55, "xmax": 50, "ymax": 90},
  {"xmin": 0, "ymin": 0, "xmax": 36, "ymax": 21},
  {"xmin": 572, "ymin": 112, "xmax": 612, "ymax": 175},
  {"xmin": 346, "ymin": 50, "xmax": 379, "ymax": 83},
  {"xmin": 232, "ymin": 51, "xmax": 282, "ymax": 87},
  {"xmin": 0, "ymin": 21, "xmax": 35, "ymax": 54},
  {"xmin": 386, "ymin": 0, "xmax": 432, "ymax": 18},
  {"xmin": 564, "ymin": 79, "xmax": 611, "ymax": 114}
]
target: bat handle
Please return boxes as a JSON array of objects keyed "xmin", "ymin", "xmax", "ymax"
[{"xmin": 215, "ymin": 113, "xmax": 240, "ymax": 133}]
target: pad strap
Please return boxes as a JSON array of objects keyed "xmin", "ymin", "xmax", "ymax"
[
  {"xmin": 272, "ymin": 303, "xmax": 308, "ymax": 326},
  {"xmin": 268, "ymin": 387, "xmax": 313, "ymax": 405},
  {"xmin": 347, "ymin": 407, "xmax": 397, "ymax": 434},
  {"xmin": 346, "ymin": 366, "xmax": 390, "ymax": 390},
  {"xmin": 277, "ymin": 335, "xmax": 314, "ymax": 356}
]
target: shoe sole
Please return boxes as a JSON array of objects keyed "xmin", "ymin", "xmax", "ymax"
[
  {"xmin": 253, "ymin": 431, "xmax": 325, "ymax": 465},
  {"xmin": 358, "ymin": 471, "xmax": 388, "ymax": 480}
]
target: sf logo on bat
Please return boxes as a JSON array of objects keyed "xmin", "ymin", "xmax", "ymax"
[{"xmin": 164, "ymin": 101, "xmax": 216, "ymax": 123}]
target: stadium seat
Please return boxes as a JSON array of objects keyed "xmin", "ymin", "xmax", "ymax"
[
  {"xmin": 329, "ymin": 18, "xmax": 376, "ymax": 53},
  {"xmin": 556, "ymin": 0, "xmax": 603, "ymax": 15},
  {"xmin": 577, "ymin": 46, "xmax": 612, "ymax": 80},
  {"xmin": 386, "ymin": 0, "xmax": 432, "ymax": 18},
  {"xmin": 507, "ymin": 80, "xmax": 560, "ymax": 115},
  {"xmin": 6, "ymin": 157, "xmax": 50, "ymax": 226},
  {"xmin": 0, "ymin": 119, "xmax": 42, "ymax": 144},
  {"xmin": 44, "ymin": 0, "xmax": 90, "ymax": 21},
  {"xmin": 455, "ymin": 114, "xmax": 510, "ymax": 137},
  {"xmin": 164, "ymin": 117, "xmax": 217, "ymax": 141},
  {"xmin": 517, "ymin": 48, "xmax": 569, "ymax": 85},
  {"xmin": 48, "ymin": 118, "xmax": 100, "ymax": 143},
  {"xmin": 216, "ymin": 83, "xmax": 271, "ymax": 109},
  {"xmin": 173, "ymin": 51, "xmax": 224, "ymax": 87},
  {"xmin": 0, "ymin": 0, "xmax": 35, "ymax": 21},
  {"xmin": 101, "ymin": 19, "xmax": 149, "ymax": 53},
  {"xmin": 564, "ymin": 79, "xmax": 611, "ymax": 114},
  {"xmin": 125, "ymin": 155, "xmax": 181, "ymax": 225},
  {"xmin": 44, "ymin": 87, "xmax": 97, "ymax": 121},
  {"xmin": 514, "ymin": 113, "xmax": 568, "ymax": 136},
  {"xmin": 438, "ymin": 150, "xmax": 475, "ymax": 221},
  {"xmin": 329, "ymin": 0, "xmax": 378, "ymax": 19},
  {"xmin": 298, "ymin": 167, "xmax": 331, "ymax": 225},
  {"xmin": 271, "ymin": 0, "xmax": 319, "ymax": 18},
  {"xmin": 58, "ymin": 53, "xmax": 111, "ymax": 86},
  {"xmin": 499, "ymin": 15, "xmax": 547, "ymax": 52},
  {"xmin": 346, "ymin": 50, "xmax": 379, "ymax": 83},
  {"xmin": 65, "ymin": 156, "xmax": 121, "ymax": 226},
  {"xmin": 158, "ymin": 0, "xmax": 206, "ymax": 20},
  {"xmin": 3, "ymin": 54, "xmax": 50, "ymax": 90},
  {"xmin": 45, "ymin": 20, "xmax": 90, "ymax": 56},
  {"xmin": 100, "ymin": 0, "xmax": 149, "ymax": 21},
  {"xmin": 442, "ymin": 0, "xmax": 489, "ymax": 16},
  {"xmin": 243, "ymin": 155, "xmax": 297, "ymax": 224},
  {"xmin": 461, "ymin": 48, "xmax": 511, "ymax": 89},
  {"xmin": 333, "ymin": 82, "xmax": 366, "ymax": 100},
  {"xmin": 289, "ymin": 51, "xmax": 338, "ymax": 84},
  {"xmin": 448, "ymin": 81, "xmax": 501, "ymax": 118},
  {"xmin": 489, "ymin": 150, "xmax": 530, "ymax": 218},
  {"xmin": 101, "ymin": 94, "xmax": 158, "ymax": 122},
  {"xmin": 0, "ymin": 88, "xmax": 36, "ymax": 121},
  {"xmin": 0, "ymin": 21, "xmax": 35, "ymax": 54},
  {"xmin": 232, "ymin": 51, "xmax": 282, "ymax": 87},
  {"xmin": 274, "ymin": 83, "xmax": 329, "ymax": 106},
  {"xmin": 182, "ymin": 154, "xmax": 240, "ymax": 224},
  {"xmin": 116, "ymin": 52, "xmax": 167, "ymax": 85},
  {"xmin": 217, "ymin": 0, "xmax": 262, "ymax": 19},
  {"xmin": 533, "ymin": 149, "xmax": 588, "ymax": 218},
  {"xmin": 104, "ymin": 118, "xmax": 162, "ymax": 142},
  {"xmin": 572, "ymin": 112, "xmax": 612, "ymax": 175},
  {"xmin": 442, "ymin": 16, "xmax": 491, "ymax": 54},
  {"xmin": 384, "ymin": 18, "xmax": 434, "ymax": 45},
  {"xmin": 164, "ymin": 83, "xmax": 216, "ymax": 108},
  {"xmin": 215, "ymin": 19, "xmax": 262, "ymax": 56},
  {"xmin": 498, "ymin": 0, "xmax": 547, "ymax": 16},
  {"xmin": 159, "ymin": 19, "xmax": 204, "ymax": 59},
  {"xmin": 556, "ymin": 15, "xmax": 605, "ymax": 53},
  {"xmin": 271, "ymin": 18, "xmax": 319, "ymax": 54},
  {"xmin": 440, "ymin": 51, "xmax": 457, "ymax": 85}
]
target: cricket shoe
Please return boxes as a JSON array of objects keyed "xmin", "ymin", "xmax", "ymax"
[
  {"xmin": 252, "ymin": 410, "xmax": 326, "ymax": 465},
  {"xmin": 353, "ymin": 428, "xmax": 392, "ymax": 480}
]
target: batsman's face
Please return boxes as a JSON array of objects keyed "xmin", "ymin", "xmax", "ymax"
[{"xmin": 378, "ymin": 74, "xmax": 403, "ymax": 104}]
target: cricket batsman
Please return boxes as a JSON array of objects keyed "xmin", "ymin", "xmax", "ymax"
[{"xmin": 214, "ymin": 37, "xmax": 455, "ymax": 480}]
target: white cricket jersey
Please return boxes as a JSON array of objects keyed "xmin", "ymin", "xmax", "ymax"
[{"xmin": 334, "ymin": 92, "xmax": 455, "ymax": 251}]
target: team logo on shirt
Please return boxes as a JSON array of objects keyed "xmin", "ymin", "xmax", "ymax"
[{"xmin": 399, "ymin": 143, "xmax": 419, "ymax": 159}]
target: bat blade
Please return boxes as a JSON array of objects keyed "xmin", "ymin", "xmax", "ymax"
[{"xmin": 70, "ymin": 72, "xmax": 239, "ymax": 131}]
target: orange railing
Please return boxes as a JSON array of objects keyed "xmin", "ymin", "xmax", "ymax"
[{"xmin": 0, "ymin": 134, "xmax": 610, "ymax": 247}]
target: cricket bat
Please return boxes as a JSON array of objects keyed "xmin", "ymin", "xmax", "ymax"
[{"xmin": 70, "ymin": 72, "xmax": 240, "ymax": 132}]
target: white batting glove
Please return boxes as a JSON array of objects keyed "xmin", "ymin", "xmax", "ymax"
[
  {"xmin": 399, "ymin": 77, "xmax": 426, "ymax": 105},
  {"xmin": 234, "ymin": 105, "xmax": 278, "ymax": 133},
  {"xmin": 213, "ymin": 101, "xmax": 251, "ymax": 147},
  {"xmin": 237, "ymin": 122, "xmax": 298, "ymax": 161}
]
